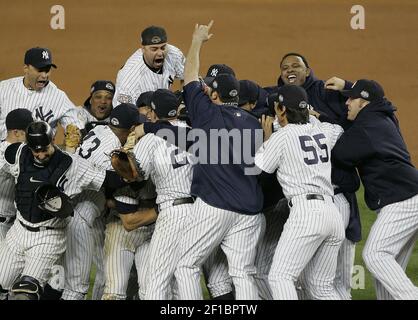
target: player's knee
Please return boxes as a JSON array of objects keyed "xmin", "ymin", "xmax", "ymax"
[
  {"xmin": 267, "ymin": 269, "xmax": 295, "ymax": 285},
  {"xmin": 305, "ymin": 278, "xmax": 335, "ymax": 300},
  {"xmin": 9, "ymin": 276, "xmax": 42, "ymax": 300},
  {"xmin": 362, "ymin": 246, "xmax": 388, "ymax": 270}
]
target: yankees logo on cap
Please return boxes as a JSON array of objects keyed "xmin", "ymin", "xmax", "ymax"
[
  {"xmin": 204, "ymin": 64, "xmax": 235, "ymax": 86},
  {"xmin": 24, "ymin": 47, "xmax": 57, "ymax": 69}
]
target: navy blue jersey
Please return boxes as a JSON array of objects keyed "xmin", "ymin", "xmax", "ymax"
[
  {"xmin": 332, "ymin": 98, "xmax": 418, "ymax": 210},
  {"xmin": 183, "ymin": 81, "xmax": 263, "ymax": 215}
]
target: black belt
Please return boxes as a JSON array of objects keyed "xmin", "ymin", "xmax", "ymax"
[
  {"xmin": 172, "ymin": 197, "xmax": 195, "ymax": 206},
  {"xmin": 0, "ymin": 216, "xmax": 15, "ymax": 224},
  {"xmin": 289, "ymin": 194, "xmax": 329, "ymax": 207},
  {"xmin": 19, "ymin": 220, "xmax": 56, "ymax": 232}
]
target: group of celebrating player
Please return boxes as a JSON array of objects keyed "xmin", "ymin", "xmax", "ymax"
[{"xmin": 0, "ymin": 20, "xmax": 417, "ymax": 300}]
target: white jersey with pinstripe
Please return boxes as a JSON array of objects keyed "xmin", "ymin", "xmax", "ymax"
[
  {"xmin": 130, "ymin": 133, "xmax": 194, "ymax": 300},
  {"xmin": 255, "ymin": 121, "xmax": 345, "ymax": 300},
  {"xmin": 0, "ymin": 77, "xmax": 85, "ymax": 140},
  {"xmin": 0, "ymin": 141, "xmax": 16, "ymax": 241},
  {"xmin": 113, "ymin": 44, "xmax": 185, "ymax": 106},
  {"xmin": 0, "ymin": 145, "xmax": 105, "ymax": 289},
  {"xmin": 102, "ymin": 182, "xmax": 156, "ymax": 300},
  {"xmin": 62, "ymin": 125, "xmax": 121, "ymax": 300}
]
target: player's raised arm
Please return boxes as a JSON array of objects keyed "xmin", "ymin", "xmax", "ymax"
[{"xmin": 183, "ymin": 20, "xmax": 214, "ymax": 86}]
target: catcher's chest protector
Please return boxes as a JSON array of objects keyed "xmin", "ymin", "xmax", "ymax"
[{"xmin": 15, "ymin": 145, "xmax": 72, "ymax": 223}]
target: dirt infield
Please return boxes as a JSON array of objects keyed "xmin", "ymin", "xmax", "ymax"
[{"xmin": 0, "ymin": 0, "xmax": 417, "ymax": 164}]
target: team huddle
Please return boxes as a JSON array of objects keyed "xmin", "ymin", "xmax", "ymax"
[{"xmin": 0, "ymin": 21, "xmax": 417, "ymax": 300}]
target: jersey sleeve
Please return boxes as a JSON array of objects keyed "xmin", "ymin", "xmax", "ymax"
[
  {"xmin": 171, "ymin": 45, "xmax": 186, "ymax": 80},
  {"xmin": 59, "ymin": 93, "xmax": 86, "ymax": 130},
  {"xmin": 254, "ymin": 132, "xmax": 283, "ymax": 174},
  {"xmin": 132, "ymin": 134, "xmax": 156, "ymax": 180},
  {"xmin": 319, "ymin": 122, "xmax": 344, "ymax": 149},
  {"xmin": 68, "ymin": 154, "xmax": 106, "ymax": 195}
]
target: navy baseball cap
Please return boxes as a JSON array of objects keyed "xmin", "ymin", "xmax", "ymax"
[
  {"xmin": 24, "ymin": 47, "xmax": 57, "ymax": 69},
  {"xmin": 274, "ymin": 85, "xmax": 309, "ymax": 110},
  {"xmin": 238, "ymin": 80, "xmax": 259, "ymax": 106},
  {"xmin": 204, "ymin": 64, "xmax": 235, "ymax": 86},
  {"xmin": 141, "ymin": 26, "xmax": 167, "ymax": 45},
  {"xmin": 150, "ymin": 89, "xmax": 180, "ymax": 119},
  {"xmin": 136, "ymin": 91, "xmax": 154, "ymax": 108},
  {"xmin": 6, "ymin": 109, "xmax": 34, "ymax": 131},
  {"xmin": 109, "ymin": 103, "xmax": 143, "ymax": 129},
  {"xmin": 84, "ymin": 80, "xmax": 115, "ymax": 107},
  {"xmin": 210, "ymin": 74, "xmax": 240, "ymax": 101},
  {"xmin": 341, "ymin": 79, "xmax": 385, "ymax": 102}
]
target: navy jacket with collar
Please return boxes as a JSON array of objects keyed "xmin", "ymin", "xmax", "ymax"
[{"xmin": 332, "ymin": 98, "xmax": 418, "ymax": 210}]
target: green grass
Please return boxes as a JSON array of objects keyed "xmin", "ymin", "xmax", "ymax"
[{"xmin": 87, "ymin": 187, "xmax": 418, "ymax": 300}]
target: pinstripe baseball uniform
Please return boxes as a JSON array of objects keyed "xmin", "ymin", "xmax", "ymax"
[
  {"xmin": 295, "ymin": 115, "xmax": 358, "ymax": 300},
  {"xmin": 141, "ymin": 119, "xmax": 234, "ymax": 300},
  {"xmin": 130, "ymin": 132, "xmax": 194, "ymax": 300},
  {"xmin": 62, "ymin": 125, "xmax": 122, "ymax": 300},
  {"xmin": 255, "ymin": 121, "xmax": 345, "ymax": 300},
  {"xmin": 0, "ymin": 77, "xmax": 85, "ymax": 140},
  {"xmin": 0, "ymin": 144, "xmax": 106, "ymax": 290},
  {"xmin": 113, "ymin": 44, "xmax": 185, "ymax": 106},
  {"xmin": 102, "ymin": 182, "xmax": 156, "ymax": 300},
  {"xmin": 0, "ymin": 141, "xmax": 16, "ymax": 241}
]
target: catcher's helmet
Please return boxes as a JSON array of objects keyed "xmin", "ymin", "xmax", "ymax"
[
  {"xmin": 35, "ymin": 184, "xmax": 73, "ymax": 219},
  {"xmin": 26, "ymin": 121, "xmax": 53, "ymax": 151}
]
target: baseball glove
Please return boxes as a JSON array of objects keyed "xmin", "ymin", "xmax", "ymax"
[
  {"xmin": 110, "ymin": 149, "xmax": 145, "ymax": 182},
  {"xmin": 36, "ymin": 184, "xmax": 74, "ymax": 219},
  {"xmin": 64, "ymin": 124, "xmax": 81, "ymax": 150}
]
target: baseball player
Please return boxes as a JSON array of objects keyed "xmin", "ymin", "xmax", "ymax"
[
  {"xmin": 265, "ymin": 53, "xmax": 361, "ymax": 299},
  {"xmin": 136, "ymin": 91, "xmax": 157, "ymax": 123},
  {"xmin": 254, "ymin": 85, "xmax": 345, "ymax": 300},
  {"xmin": 330, "ymin": 79, "xmax": 418, "ymax": 300},
  {"xmin": 0, "ymin": 121, "xmax": 129, "ymax": 300},
  {"xmin": 0, "ymin": 109, "xmax": 33, "ymax": 244},
  {"xmin": 42, "ymin": 80, "xmax": 116, "ymax": 300},
  {"xmin": 172, "ymin": 21, "xmax": 265, "ymax": 300},
  {"xmin": 79, "ymin": 80, "xmax": 116, "ymax": 131},
  {"xmin": 61, "ymin": 104, "xmax": 142, "ymax": 300},
  {"xmin": 102, "ymin": 181, "xmax": 156, "ymax": 300},
  {"xmin": 0, "ymin": 47, "xmax": 85, "ymax": 152},
  {"xmin": 130, "ymin": 89, "xmax": 195, "ymax": 300},
  {"xmin": 113, "ymin": 26, "xmax": 185, "ymax": 106}
]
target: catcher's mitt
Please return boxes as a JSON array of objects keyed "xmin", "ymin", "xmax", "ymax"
[
  {"xmin": 35, "ymin": 184, "xmax": 74, "ymax": 219},
  {"xmin": 110, "ymin": 149, "xmax": 145, "ymax": 182},
  {"xmin": 64, "ymin": 124, "xmax": 81, "ymax": 150}
]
